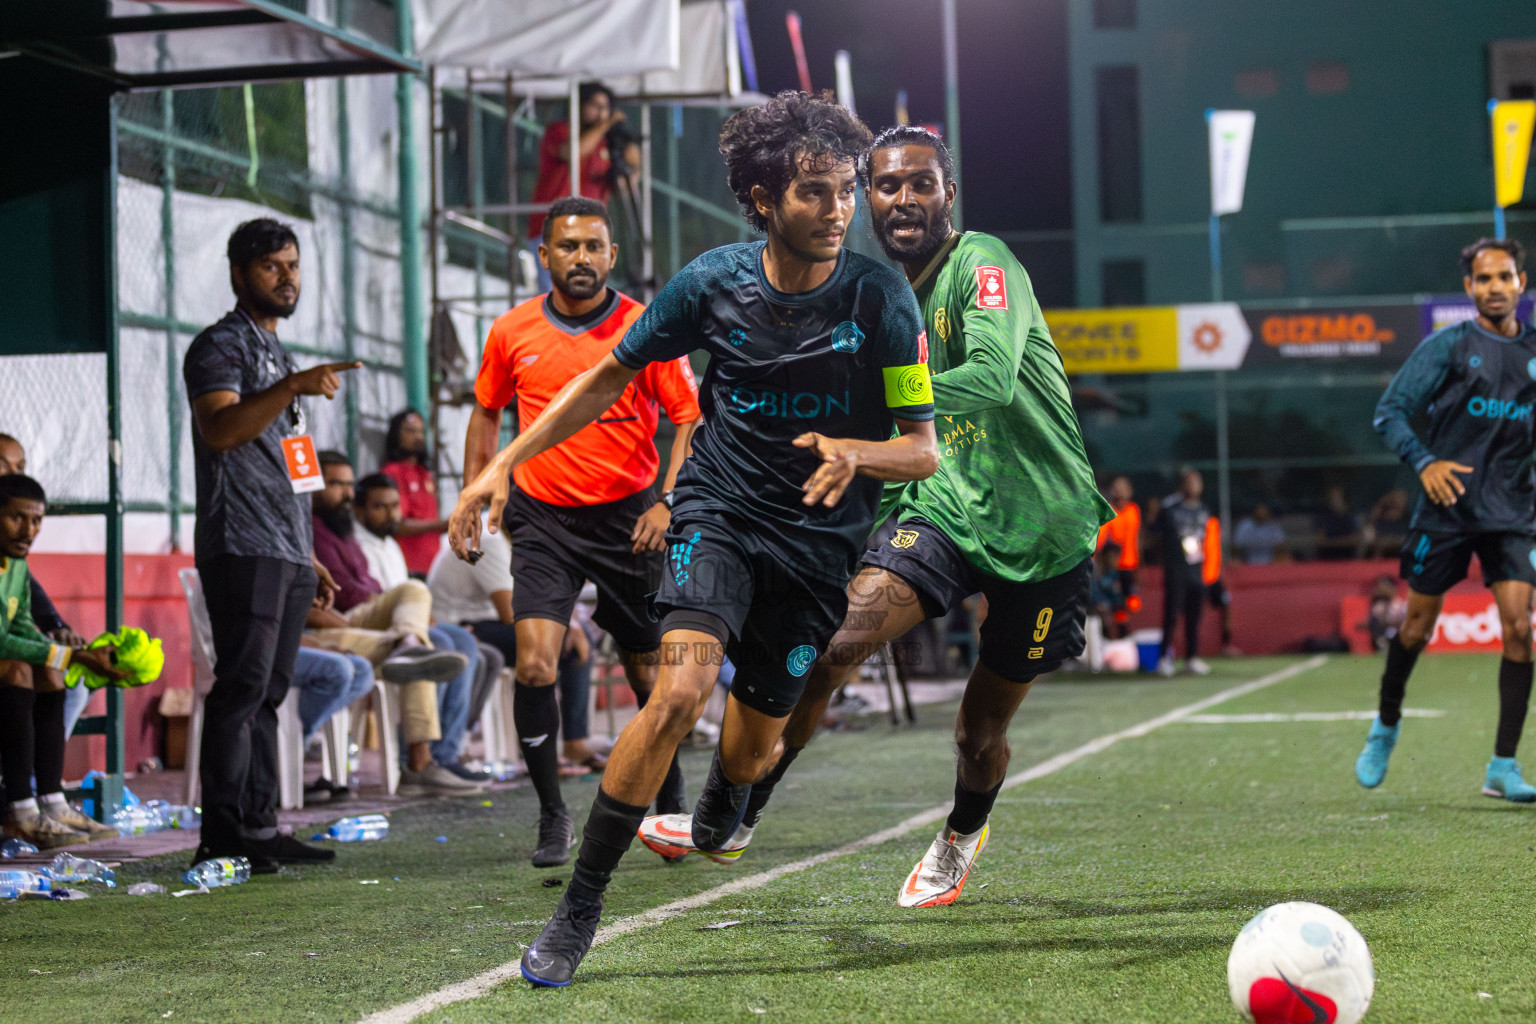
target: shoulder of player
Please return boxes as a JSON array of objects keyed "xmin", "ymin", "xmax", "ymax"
[
  {"xmin": 678, "ymin": 242, "xmax": 760, "ymax": 288},
  {"xmin": 949, "ymin": 232, "xmax": 1029, "ymax": 280},
  {"xmin": 839, "ymin": 249, "xmax": 915, "ymax": 300}
]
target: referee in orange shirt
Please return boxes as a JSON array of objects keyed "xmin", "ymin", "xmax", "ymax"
[{"xmin": 464, "ymin": 196, "xmax": 701, "ymax": 868}]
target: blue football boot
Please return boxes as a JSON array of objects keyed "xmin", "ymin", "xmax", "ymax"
[
  {"xmin": 1354, "ymin": 716, "xmax": 1399, "ymax": 788},
  {"xmin": 1482, "ymin": 756, "xmax": 1536, "ymax": 803}
]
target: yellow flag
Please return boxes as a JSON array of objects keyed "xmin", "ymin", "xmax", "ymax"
[{"xmin": 1491, "ymin": 99, "xmax": 1536, "ymax": 208}]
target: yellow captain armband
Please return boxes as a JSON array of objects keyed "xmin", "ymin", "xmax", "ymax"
[{"xmin": 882, "ymin": 363, "xmax": 933, "ymax": 408}]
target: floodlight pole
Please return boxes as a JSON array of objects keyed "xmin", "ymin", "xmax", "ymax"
[
  {"xmin": 942, "ymin": 0, "xmax": 962, "ymax": 230},
  {"xmin": 396, "ymin": 0, "xmax": 429, "ymax": 413}
]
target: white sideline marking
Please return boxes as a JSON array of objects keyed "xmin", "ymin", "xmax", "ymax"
[
  {"xmin": 356, "ymin": 655, "xmax": 1327, "ymax": 1024},
  {"xmin": 1184, "ymin": 708, "xmax": 1444, "ymax": 724}
]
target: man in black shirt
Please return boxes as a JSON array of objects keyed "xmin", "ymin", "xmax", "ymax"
[
  {"xmin": 1359, "ymin": 238, "xmax": 1536, "ymax": 802},
  {"xmin": 183, "ymin": 218, "xmax": 360, "ymax": 871},
  {"xmin": 1155, "ymin": 469, "xmax": 1215, "ymax": 677},
  {"xmin": 450, "ymin": 92, "xmax": 938, "ymax": 987}
]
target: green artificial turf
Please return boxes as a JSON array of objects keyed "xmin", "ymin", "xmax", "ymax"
[{"xmin": 4, "ymin": 655, "xmax": 1533, "ymax": 1023}]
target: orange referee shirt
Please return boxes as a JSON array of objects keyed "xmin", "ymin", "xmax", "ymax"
[
  {"xmin": 476, "ymin": 289, "xmax": 702, "ymax": 508},
  {"xmin": 1096, "ymin": 501, "xmax": 1141, "ymax": 570}
]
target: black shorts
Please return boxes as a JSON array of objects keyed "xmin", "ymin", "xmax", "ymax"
[
  {"xmin": 1399, "ymin": 530, "xmax": 1536, "ymax": 596},
  {"xmin": 654, "ymin": 509, "xmax": 848, "ymax": 719},
  {"xmin": 861, "ymin": 518, "xmax": 1091, "ymax": 682},
  {"xmin": 504, "ymin": 487, "xmax": 662, "ymax": 652},
  {"xmin": 1207, "ymin": 579, "xmax": 1230, "ymax": 609}
]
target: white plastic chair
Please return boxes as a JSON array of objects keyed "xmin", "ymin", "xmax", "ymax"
[
  {"xmin": 179, "ymin": 568, "xmax": 309, "ymax": 810},
  {"xmin": 476, "ymin": 668, "xmax": 512, "ymax": 766}
]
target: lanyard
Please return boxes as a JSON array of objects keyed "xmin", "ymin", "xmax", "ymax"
[{"xmin": 235, "ymin": 308, "xmax": 304, "ymax": 437}]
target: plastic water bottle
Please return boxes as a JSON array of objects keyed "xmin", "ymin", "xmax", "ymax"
[
  {"xmin": 326, "ymin": 814, "xmax": 389, "ymax": 842},
  {"xmin": 0, "ymin": 838, "xmax": 38, "ymax": 859},
  {"xmin": 44, "ymin": 853, "xmax": 116, "ymax": 888},
  {"xmin": 0, "ymin": 870, "xmax": 50, "ymax": 899},
  {"xmin": 182, "ymin": 856, "xmax": 251, "ymax": 888},
  {"xmin": 112, "ymin": 805, "xmax": 164, "ymax": 836},
  {"xmin": 127, "ymin": 882, "xmax": 165, "ymax": 896},
  {"xmin": 162, "ymin": 804, "xmax": 200, "ymax": 829}
]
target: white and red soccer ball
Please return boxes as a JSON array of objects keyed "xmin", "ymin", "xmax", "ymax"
[{"xmin": 1228, "ymin": 902, "xmax": 1374, "ymax": 1024}]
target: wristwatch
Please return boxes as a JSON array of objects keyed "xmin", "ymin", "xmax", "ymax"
[{"xmin": 661, "ymin": 490, "xmax": 675, "ymax": 510}]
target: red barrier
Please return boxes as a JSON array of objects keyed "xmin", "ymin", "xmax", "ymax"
[
  {"xmin": 1339, "ymin": 591, "xmax": 1525, "ymax": 653},
  {"xmin": 28, "ymin": 553, "xmax": 196, "ymax": 778}
]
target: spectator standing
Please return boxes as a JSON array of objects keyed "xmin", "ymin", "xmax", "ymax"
[
  {"xmin": 182, "ymin": 218, "xmax": 358, "ymax": 871},
  {"xmin": 352, "ymin": 473, "xmax": 486, "ymax": 783},
  {"xmin": 1094, "ymin": 475, "xmax": 1142, "ymax": 637},
  {"xmin": 527, "ymin": 83, "xmax": 639, "ymax": 244},
  {"xmin": 0, "ymin": 435, "xmax": 93, "ymax": 739},
  {"xmin": 1314, "ymin": 486, "xmax": 1361, "ymax": 561},
  {"xmin": 379, "ymin": 409, "xmax": 448, "ymax": 578},
  {"xmin": 0, "ymin": 475, "xmax": 124, "ymax": 849},
  {"xmin": 1155, "ymin": 469, "xmax": 1218, "ymax": 676},
  {"xmin": 1233, "ymin": 503, "xmax": 1287, "ymax": 565}
]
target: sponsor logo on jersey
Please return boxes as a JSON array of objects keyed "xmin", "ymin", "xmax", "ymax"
[
  {"xmin": 975, "ymin": 266, "xmax": 1008, "ymax": 310},
  {"xmin": 1466, "ymin": 396, "xmax": 1533, "ymax": 421},
  {"xmin": 786, "ymin": 644, "xmax": 817, "ymax": 677},
  {"xmin": 517, "ymin": 354, "xmax": 541, "ymax": 368},
  {"xmin": 916, "ymin": 329, "xmax": 929, "ymax": 362},
  {"xmin": 5, "ymin": 597, "xmax": 15, "ymax": 622},
  {"xmin": 1470, "ymin": 355, "xmax": 1483, "ymax": 368},
  {"xmin": 1527, "ymin": 357, "xmax": 1536, "ymax": 380},
  {"xmin": 831, "ymin": 321, "xmax": 865, "ymax": 353},
  {"xmin": 891, "ymin": 528, "xmax": 919, "ymax": 549},
  {"xmin": 934, "ymin": 307, "xmax": 950, "ymax": 341},
  {"xmin": 727, "ymin": 328, "xmax": 749, "ymax": 347},
  {"xmin": 669, "ymin": 530, "xmax": 702, "ymax": 586},
  {"xmin": 730, "ymin": 388, "xmax": 851, "ymax": 419}
]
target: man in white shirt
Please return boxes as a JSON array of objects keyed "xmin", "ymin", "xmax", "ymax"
[
  {"xmin": 356, "ymin": 473, "xmax": 484, "ymax": 782},
  {"xmin": 427, "ymin": 520, "xmax": 603, "ymax": 768}
]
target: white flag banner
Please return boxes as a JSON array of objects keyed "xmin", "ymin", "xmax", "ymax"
[{"xmin": 1207, "ymin": 109, "xmax": 1256, "ymax": 216}]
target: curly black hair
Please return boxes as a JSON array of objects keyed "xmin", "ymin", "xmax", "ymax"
[
  {"xmin": 718, "ymin": 91, "xmax": 873, "ymax": 233},
  {"xmin": 1460, "ymin": 237, "xmax": 1526, "ymax": 277},
  {"xmin": 866, "ymin": 125, "xmax": 955, "ymax": 185},
  {"xmin": 227, "ymin": 217, "xmax": 299, "ymax": 269}
]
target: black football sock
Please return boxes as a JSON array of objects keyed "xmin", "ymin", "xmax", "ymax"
[
  {"xmin": 31, "ymin": 689, "xmax": 65, "ymax": 797},
  {"xmin": 1378, "ymin": 636, "xmax": 1420, "ymax": 727},
  {"xmin": 1495, "ymin": 658, "xmax": 1533, "ymax": 759},
  {"xmin": 691, "ymin": 750, "xmax": 750, "ymax": 850},
  {"xmin": 630, "ymin": 684, "xmax": 686, "ymax": 814},
  {"xmin": 513, "ymin": 681, "xmax": 563, "ymax": 812},
  {"xmin": 0, "ymin": 687, "xmax": 36, "ymax": 805},
  {"xmin": 946, "ymin": 776, "xmax": 1004, "ymax": 837},
  {"xmin": 742, "ymin": 744, "xmax": 802, "ymax": 828},
  {"xmin": 567, "ymin": 788, "xmax": 646, "ymax": 911}
]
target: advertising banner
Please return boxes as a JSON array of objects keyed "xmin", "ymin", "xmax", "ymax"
[
  {"xmin": 1044, "ymin": 306, "xmax": 1179, "ymax": 375},
  {"xmin": 1341, "ymin": 592, "xmax": 1534, "ymax": 654},
  {"xmin": 1491, "ymin": 99, "xmax": 1535, "ymax": 209},
  {"xmin": 1422, "ymin": 294, "xmax": 1536, "ymax": 336},
  {"xmin": 1238, "ymin": 304, "xmax": 1422, "ymax": 369},
  {"xmin": 1176, "ymin": 303, "xmax": 1251, "ymax": 370}
]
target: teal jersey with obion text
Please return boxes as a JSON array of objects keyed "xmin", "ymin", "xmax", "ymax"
[{"xmin": 882, "ymin": 231, "xmax": 1112, "ymax": 583}]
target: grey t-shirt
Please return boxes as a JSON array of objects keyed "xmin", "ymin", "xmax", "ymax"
[{"xmin": 183, "ymin": 310, "xmax": 313, "ymax": 567}]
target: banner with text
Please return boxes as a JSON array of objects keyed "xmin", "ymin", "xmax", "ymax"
[{"xmin": 1239, "ymin": 304, "xmax": 1423, "ymax": 369}]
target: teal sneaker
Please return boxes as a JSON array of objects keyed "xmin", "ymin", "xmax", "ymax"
[
  {"xmin": 1354, "ymin": 716, "xmax": 1399, "ymax": 788},
  {"xmin": 1482, "ymin": 756, "xmax": 1536, "ymax": 803}
]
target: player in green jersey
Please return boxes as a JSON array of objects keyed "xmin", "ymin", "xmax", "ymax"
[{"xmin": 639, "ymin": 126, "xmax": 1113, "ymax": 906}]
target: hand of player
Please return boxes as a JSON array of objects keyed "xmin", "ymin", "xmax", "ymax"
[
  {"xmin": 449, "ymin": 469, "xmax": 511, "ymax": 561},
  {"xmin": 1419, "ymin": 460, "xmax": 1472, "ymax": 506},
  {"xmin": 795, "ymin": 432, "xmax": 861, "ymax": 508},
  {"xmin": 48, "ymin": 626, "xmax": 86, "ymax": 648},
  {"xmin": 72, "ymin": 646, "xmax": 130, "ymax": 682},
  {"xmin": 631, "ymin": 502, "xmax": 671, "ymax": 553},
  {"xmin": 286, "ymin": 361, "xmax": 361, "ymax": 400}
]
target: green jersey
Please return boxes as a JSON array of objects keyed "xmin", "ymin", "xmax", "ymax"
[
  {"xmin": 881, "ymin": 231, "xmax": 1112, "ymax": 583},
  {"xmin": 0, "ymin": 556, "xmax": 66, "ymax": 667}
]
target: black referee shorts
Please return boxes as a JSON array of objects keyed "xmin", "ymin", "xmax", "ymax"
[{"xmin": 504, "ymin": 487, "xmax": 662, "ymax": 653}]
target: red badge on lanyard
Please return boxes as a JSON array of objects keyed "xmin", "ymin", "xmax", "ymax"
[{"xmin": 282, "ymin": 435, "xmax": 323, "ymax": 493}]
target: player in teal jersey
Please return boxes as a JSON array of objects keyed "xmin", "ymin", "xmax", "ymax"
[{"xmin": 640, "ymin": 127, "xmax": 1113, "ymax": 907}]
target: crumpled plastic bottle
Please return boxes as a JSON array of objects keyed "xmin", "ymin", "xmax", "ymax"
[
  {"xmin": 44, "ymin": 853, "xmax": 116, "ymax": 888},
  {"xmin": 127, "ymin": 882, "xmax": 166, "ymax": 896},
  {"xmin": 182, "ymin": 857, "xmax": 250, "ymax": 888},
  {"xmin": 0, "ymin": 838, "xmax": 38, "ymax": 859},
  {"xmin": 0, "ymin": 870, "xmax": 50, "ymax": 899},
  {"xmin": 325, "ymin": 814, "xmax": 388, "ymax": 842}
]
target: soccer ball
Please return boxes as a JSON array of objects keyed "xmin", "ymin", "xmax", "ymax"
[{"xmin": 1227, "ymin": 902, "xmax": 1374, "ymax": 1024}]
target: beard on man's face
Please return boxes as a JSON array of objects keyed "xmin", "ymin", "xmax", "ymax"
[
  {"xmin": 875, "ymin": 203, "xmax": 953, "ymax": 265},
  {"xmin": 315, "ymin": 497, "xmax": 353, "ymax": 539},
  {"xmin": 555, "ymin": 266, "xmax": 605, "ymax": 301},
  {"xmin": 250, "ymin": 289, "xmax": 299, "ymax": 320}
]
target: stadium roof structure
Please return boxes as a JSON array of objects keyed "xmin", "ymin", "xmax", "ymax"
[{"xmin": 0, "ymin": 0, "xmax": 420, "ymax": 90}]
